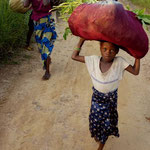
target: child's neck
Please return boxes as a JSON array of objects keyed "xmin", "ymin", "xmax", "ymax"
[
  {"xmin": 101, "ymin": 57, "xmax": 114, "ymax": 63},
  {"xmin": 100, "ymin": 57, "xmax": 114, "ymax": 73}
]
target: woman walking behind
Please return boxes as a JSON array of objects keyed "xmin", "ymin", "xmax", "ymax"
[{"xmin": 24, "ymin": 0, "xmax": 57, "ymax": 80}]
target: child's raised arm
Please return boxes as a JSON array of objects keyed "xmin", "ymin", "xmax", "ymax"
[
  {"xmin": 71, "ymin": 38, "xmax": 85, "ymax": 63},
  {"xmin": 125, "ymin": 58, "xmax": 140, "ymax": 75}
]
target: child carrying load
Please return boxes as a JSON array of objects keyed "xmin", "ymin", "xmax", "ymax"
[
  {"xmin": 69, "ymin": 0, "xmax": 149, "ymax": 150},
  {"xmin": 72, "ymin": 38, "xmax": 140, "ymax": 150}
]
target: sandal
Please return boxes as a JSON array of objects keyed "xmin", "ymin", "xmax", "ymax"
[{"xmin": 42, "ymin": 72, "xmax": 51, "ymax": 80}]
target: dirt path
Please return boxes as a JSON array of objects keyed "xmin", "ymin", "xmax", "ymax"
[{"xmin": 0, "ymin": 1, "xmax": 150, "ymax": 150}]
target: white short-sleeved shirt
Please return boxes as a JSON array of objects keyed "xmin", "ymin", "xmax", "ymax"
[{"xmin": 85, "ymin": 56, "xmax": 129, "ymax": 93}]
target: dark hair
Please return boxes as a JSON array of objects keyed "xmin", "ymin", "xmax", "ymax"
[{"xmin": 100, "ymin": 40, "xmax": 119, "ymax": 52}]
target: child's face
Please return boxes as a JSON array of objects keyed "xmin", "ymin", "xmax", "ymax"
[{"xmin": 100, "ymin": 42, "xmax": 119, "ymax": 62}]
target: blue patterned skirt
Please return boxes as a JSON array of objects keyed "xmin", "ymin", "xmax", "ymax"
[
  {"xmin": 89, "ymin": 87, "xmax": 119, "ymax": 144},
  {"xmin": 34, "ymin": 15, "xmax": 57, "ymax": 62}
]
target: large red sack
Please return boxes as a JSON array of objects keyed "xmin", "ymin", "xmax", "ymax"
[{"xmin": 68, "ymin": 1, "xmax": 149, "ymax": 58}]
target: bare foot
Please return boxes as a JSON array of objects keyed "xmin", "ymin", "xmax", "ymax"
[{"xmin": 42, "ymin": 72, "xmax": 51, "ymax": 80}]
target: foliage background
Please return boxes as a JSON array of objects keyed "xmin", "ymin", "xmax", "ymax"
[
  {"xmin": 128, "ymin": 0, "xmax": 150, "ymax": 12},
  {"xmin": 0, "ymin": 0, "xmax": 30, "ymax": 62}
]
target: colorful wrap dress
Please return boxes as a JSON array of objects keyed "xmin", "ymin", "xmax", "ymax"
[
  {"xmin": 34, "ymin": 15, "xmax": 57, "ymax": 62},
  {"xmin": 29, "ymin": 0, "xmax": 57, "ymax": 65}
]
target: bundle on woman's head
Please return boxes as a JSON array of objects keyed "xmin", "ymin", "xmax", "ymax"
[{"xmin": 68, "ymin": 0, "xmax": 149, "ymax": 59}]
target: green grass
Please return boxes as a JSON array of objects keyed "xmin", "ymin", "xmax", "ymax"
[
  {"xmin": 0, "ymin": 0, "xmax": 30, "ymax": 63},
  {"xmin": 23, "ymin": 54, "xmax": 32, "ymax": 59},
  {"xmin": 128, "ymin": 0, "xmax": 150, "ymax": 12}
]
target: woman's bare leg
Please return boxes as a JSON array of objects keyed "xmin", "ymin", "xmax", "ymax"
[
  {"xmin": 42, "ymin": 56, "xmax": 51, "ymax": 80},
  {"xmin": 46, "ymin": 56, "xmax": 51, "ymax": 74}
]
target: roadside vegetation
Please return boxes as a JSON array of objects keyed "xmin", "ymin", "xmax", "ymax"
[
  {"xmin": 128, "ymin": 0, "xmax": 150, "ymax": 12},
  {"xmin": 0, "ymin": 0, "xmax": 30, "ymax": 63}
]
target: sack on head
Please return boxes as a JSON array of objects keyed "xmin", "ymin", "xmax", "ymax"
[{"xmin": 68, "ymin": 0, "xmax": 149, "ymax": 58}]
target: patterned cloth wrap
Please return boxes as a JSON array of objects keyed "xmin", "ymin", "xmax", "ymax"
[
  {"xmin": 34, "ymin": 15, "xmax": 57, "ymax": 64},
  {"xmin": 89, "ymin": 87, "xmax": 119, "ymax": 144}
]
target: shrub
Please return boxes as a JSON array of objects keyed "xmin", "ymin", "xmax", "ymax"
[
  {"xmin": 128, "ymin": 0, "xmax": 150, "ymax": 12},
  {"xmin": 0, "ymin": 0, "xmax": 29, "ymax": 61}
]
